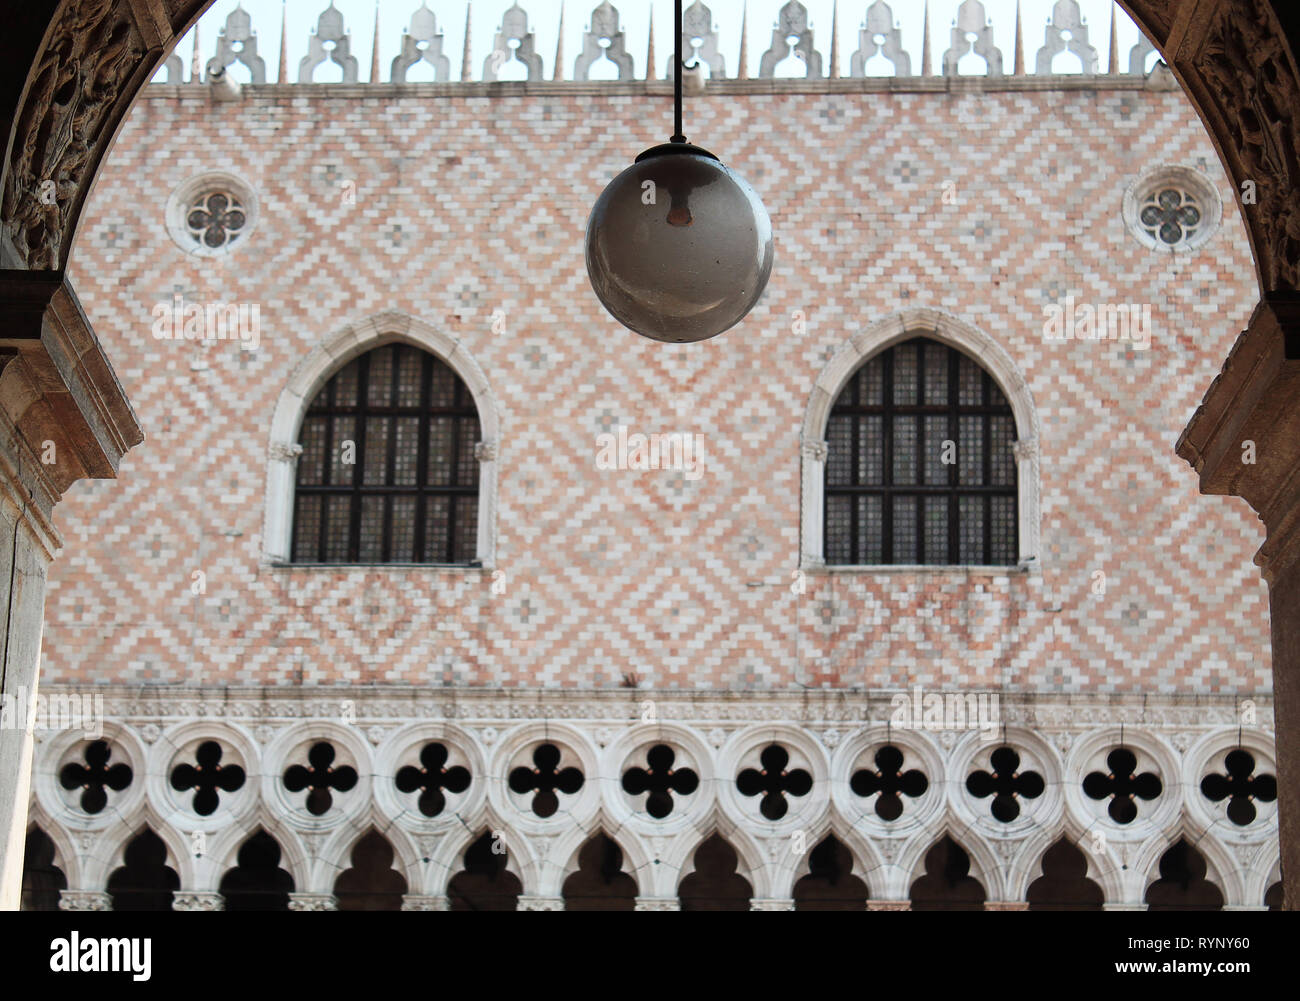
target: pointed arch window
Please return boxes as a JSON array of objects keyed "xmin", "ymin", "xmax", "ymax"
[
  {"xmin": 291, "ymin": 343, "xmax": 481, "ymax": 564},
  {"xmin": 824, "ymin": 337, "xmax": 1018, "ymax": 566}
]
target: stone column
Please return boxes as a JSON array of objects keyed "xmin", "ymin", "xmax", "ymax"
[
  {"xmin": 1177, "ymin": 293, "xmax": 1300, "ymax": 911},
  {"xmin": 867, "ymin": 899, "xmax": 910, "ymax": 911},
  {"xmin": 985, "ymin": 901, "xmax": 1030, "ymax": 911},
  {"xmin": 0, "ymin": 271, "xmax": 142, "ymax": 911}
]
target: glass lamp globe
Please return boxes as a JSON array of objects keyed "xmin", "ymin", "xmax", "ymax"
[{"xmin": 585, "ymin": 143, "xmax": 774, "ymax": 343}]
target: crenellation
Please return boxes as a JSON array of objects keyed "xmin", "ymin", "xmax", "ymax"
[{"xmin": 158, "ymin": 2, "xmax": 1173, "ymax": 87}]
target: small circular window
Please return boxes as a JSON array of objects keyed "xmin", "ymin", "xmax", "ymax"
[
  {"xmin": 166, "ymin": 172, "xmax": 258, "ymax": 256},
  {"xmin": 1123, "ymin": 166, "xmax": 1221, "ymax": 253}
]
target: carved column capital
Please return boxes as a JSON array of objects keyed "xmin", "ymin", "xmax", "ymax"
[
  {"xmin": 287, "ymin": 892, "xmax": 338, "ymax": 911},
  {"xmin": 172, "ymin": 891, "xmax": 225, "ymax": 911},
  {"xmin": 58, "ymin": 890, "xmax": 112, "ymax": 911},
  {"xmin": 268, "ymin": 441, "xmax": 304, "ymax": 463},
  {"xmin": 516, "ymin": 894, "xmax": 565, "ymax": 911},
  {"xmin": 401, "ymin": 894, "xmax": 450, "ymax": 911},
  {"xmin": 1012, "ymin": 436, "xmax": 1040, "ymax": 463},
  {"xmin": 473, "ymin": 439, "xmax": 498, "ymax": 463},
  {"xmin": 801, "ymin": 438, "xmax": 828, "ymax": 463},
  {"xmin": 867, "ymin": 899, "xmax": 911, "ymax": 911},
  {"xmin": 0, "ymin": 270, "xmax": 144, "ymax": 532},
  {"xmin": 634, "ymin": 897, "xmax": 681, "ymax": 911},
  {"xmin": 750, "ymin": 898, "xmax": 797, "ymax": 911}
]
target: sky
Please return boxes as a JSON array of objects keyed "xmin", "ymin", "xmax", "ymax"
[{"xmin": 164, "ymin": 1, "xmax": 1160, "ymax": 83}]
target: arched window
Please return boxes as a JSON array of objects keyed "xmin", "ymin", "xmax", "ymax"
[
  {"xmin": 291, "ymin": 343, "xmax": 481, "ymax": 564},
  {"xmin": 824, "ymin": 337, "xmax": 1018, "ymax": 566}
]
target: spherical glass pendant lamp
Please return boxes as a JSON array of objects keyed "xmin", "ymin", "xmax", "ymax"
[{"xmin": 585, "ymin": 1, "xmax": 774, "ymax": 343}]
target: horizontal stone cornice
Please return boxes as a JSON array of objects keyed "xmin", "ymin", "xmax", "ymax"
[
  {"xmin": 138, "ymin": 73, "xmax": 1178, "ymax": 103},
  {"xmin": 36, "ymin": 684, "xmax": 1274, "ymax": 732},
  {"xmin": 0, "ymin": 270, "xmax": 143, "ymax": 514}
]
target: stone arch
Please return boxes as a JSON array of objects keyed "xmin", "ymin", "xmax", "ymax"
[
  {"xmin": 1135, "ymin": 828, "xmax": 1236, "ymax": 909},
  {"xmin": 1024, "ymin": 837, "xmax": 1107, "ymax": 910},
  {"xmin": 311, "ymin": 809, "xmax": 422, "ymax": 898},
  {"xmin": 262, "ymin": 311, "xmax": 501, "ymax": 566},
  {"xmin": 552, "ymin": 816, "xmax": 652, "ymax": 900},
  {"xmin": 20, "ymin": 824, "xmax": 68, "ymax": 909},
  {"xmin": 800, "ymin": 308, "xmax": 1042, "ymax": 570},
  {"xmin": 774, "ymin": 811, "xmax": 882, "ymax": 900},
  {"xmin": 1241, "ymin": 840, "xmax": 1283, "ymax": 910},
  {"xmin": 443, "ymin": 825, "xmax": 528, "ymax": 910},
  {"xmin": 898, "ymin": 823, "xmax": 1002, "ymax": 904},
  {"xmin": 420, "ymin": 801, "xmax": 531, "ymax": 897},
  {"xmin": 668, "ymin": 815, "xmax": 767, "ymax": 900},
  {"xmin": 330, "ymin": 827, "xmax": 413, "ymax": 910},
  {"xmin": 557, "ymin": 828, "xmax": 642, "ymax": 909},
  {"xmin": 104, "ymin": 826, "xmax": 182, "ymax": 910},
  {"xmin": 83, "ymin": 803, "xmax": 196, "ymax": 892},
  {"xmin": 208, "ymin": 814, "xmax": 310, "ymax": 898},
  {"xmin": 1008, "ymin": 815, "xmax": 1125, "ymax": 907},
  {"xmin": 22, "ymin": 803, "xmax": 80, "ymax": 890},
  {"xmin": 785, "ymin": 818, "xmax": 879, "ymax": 908},
  {"xmin": 675, "ymin": 829, "xmax": 759, "ymax": 910},
  {"xmin": 215, "ymin": 827, "xmax": 298, "ymax": 910}
]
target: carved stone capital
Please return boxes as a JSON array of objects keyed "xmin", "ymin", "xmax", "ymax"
[
  {"xmin": 0, "ymin": 270, "xmax": 143, "ymax": 549},
  {"xmin": 634, "ymin": 897, "xmax": 681, "ymax": 911},
  {"xmin": 287, "ymin": 892, "xmax": 338, "ymax": 911},
  {"xmin": 750, "ymin": 898, "xmax": 797, "ymax": 911},
  {"xmin": 59, "ymin": 890, "xmax": 112, "ymax": 911},
  {"xmin": 473, "ymin": 439, "xmax": 498, "ymax": 463},
  {"xmin": 801, "ymin": 438, "xmax": 828, "ymax": 463},
  {"xmin": 268, "ymin": 441, "xmax": 304, "ymax": 464},
  {"xmin": 985, "ymin": 901, "xmax": 1031, "ymax": 911},
  {"xmin": 401, "ymin": 894, "xmax": 450, "ymax": 911},
  {"xmin": 1012, "ymin": 436, "xmax": 1040, "ymax": 463},
  {"xmin": 867, "ymin": 899, "xmax": 911, "ymax": 911},
  {"xmin": 516, "ymin": 894, "xmax": 564, "ymax": 911},
  {"xmin": 172, "ymin": 891, "xmax": 225, "ymax": 911}
]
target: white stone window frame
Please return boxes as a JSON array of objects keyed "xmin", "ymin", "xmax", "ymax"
[
  {"xmin": 165, "ymin": 171, "xmax": 259, "ymax": 258},
  {"xmin": 263, "ymin": 311, "xmax": 500, "ymax": 568},
  {"xmin": 799, "ymin": 308, "xmax": 1041, "ymax": 574},
  {"xmin": 1122, "ymin": 164, "xmax": 1223, "ymax": 254}
]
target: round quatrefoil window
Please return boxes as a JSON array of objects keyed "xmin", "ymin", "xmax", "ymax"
[
  {"xmin": 1123, "ymin": 166, "xmax": 1221, "ymax": 253},
  {"xmin": 165, "ymin": 172, "xmax": 258, "ymax": 256}
]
